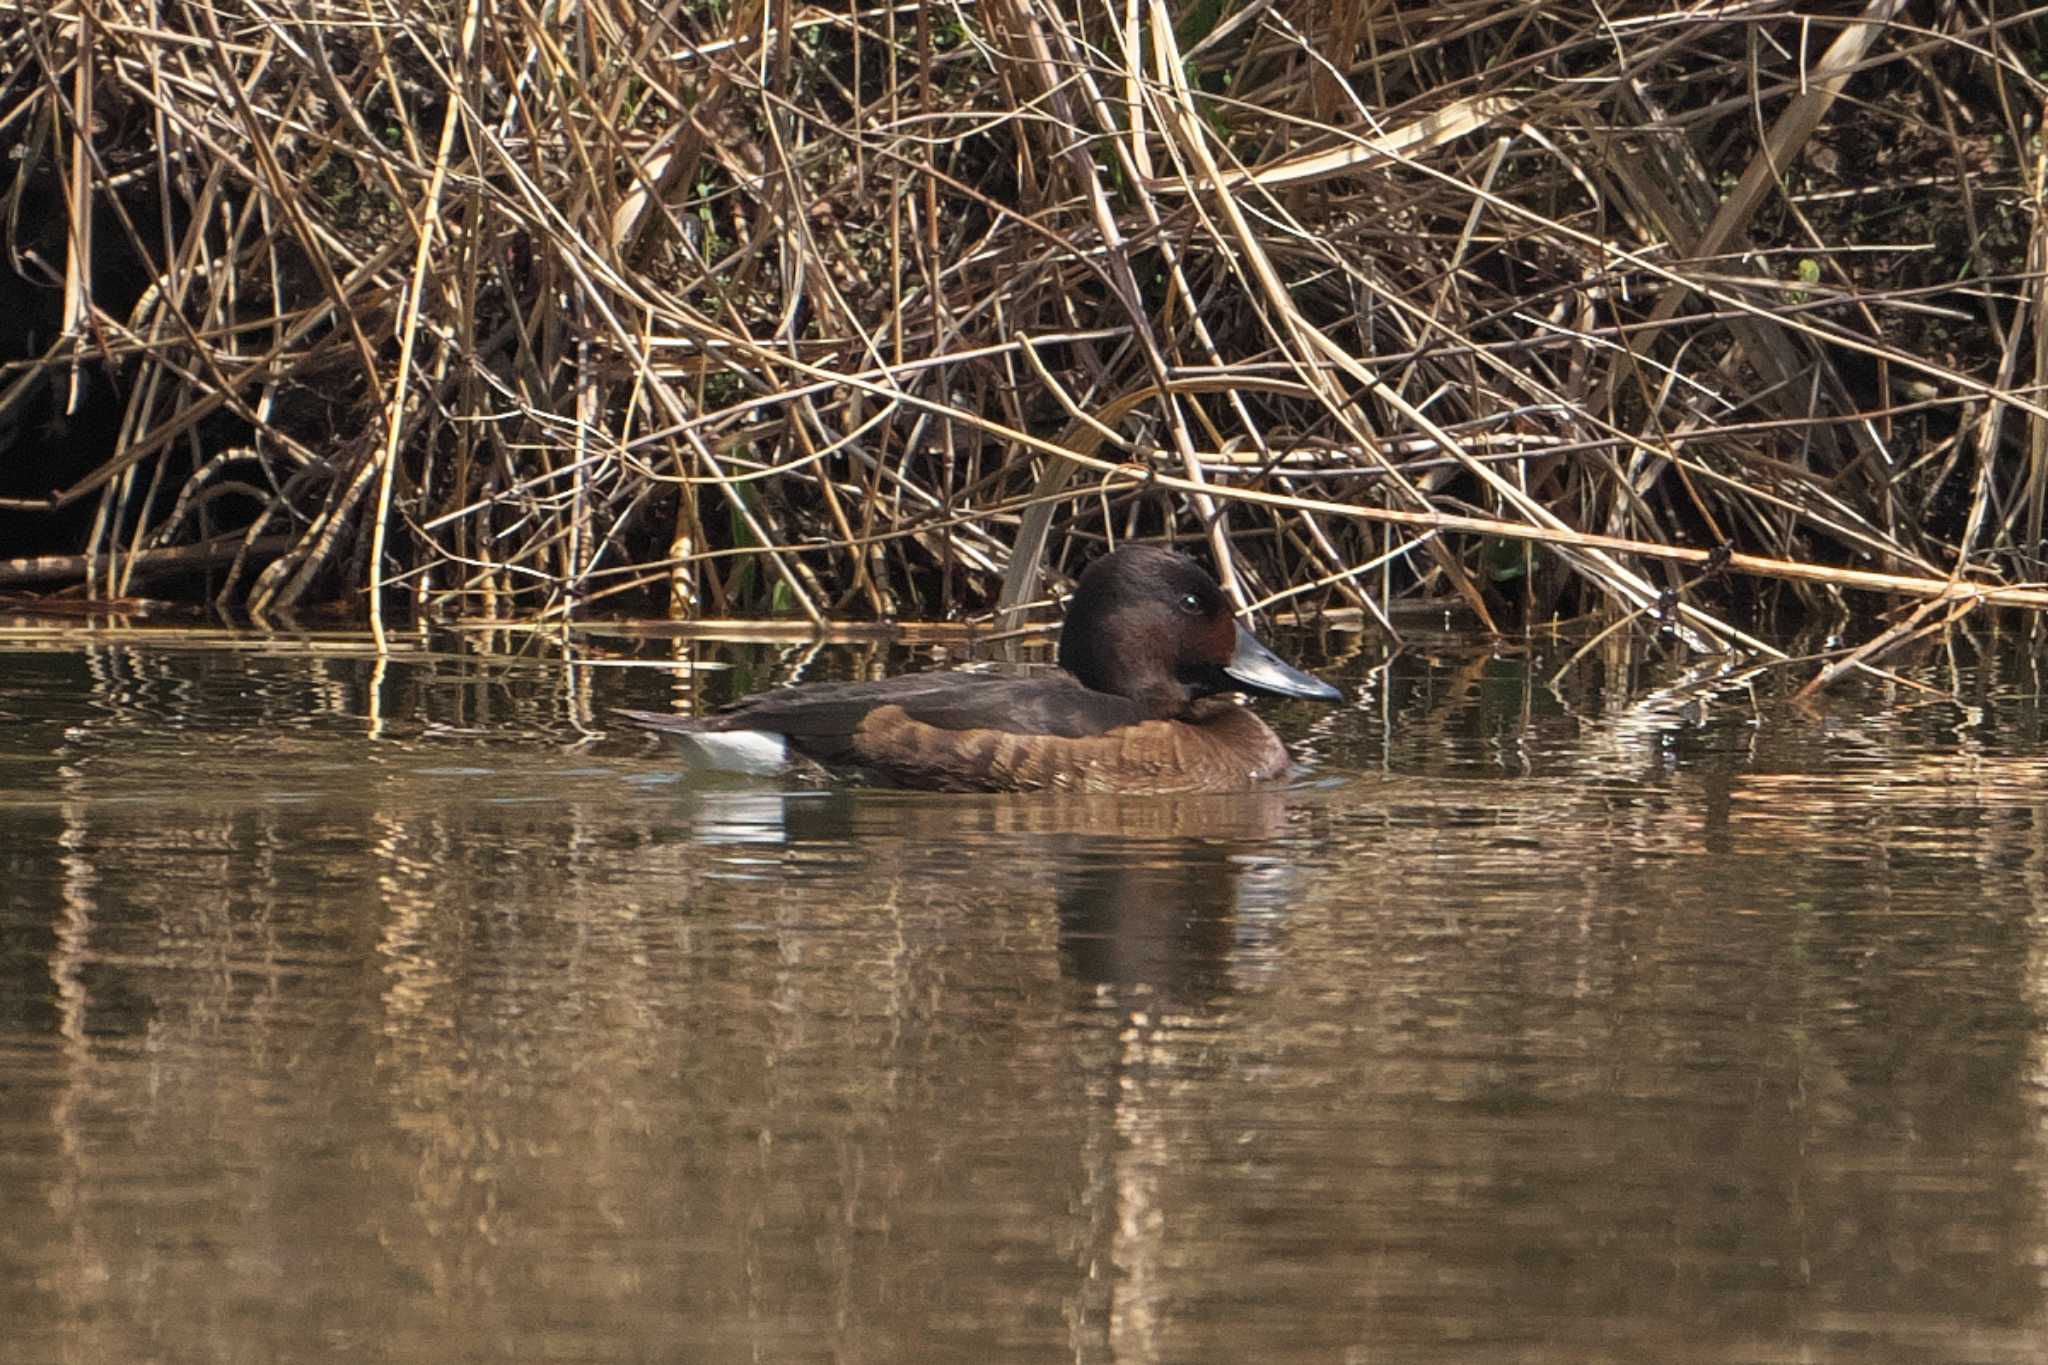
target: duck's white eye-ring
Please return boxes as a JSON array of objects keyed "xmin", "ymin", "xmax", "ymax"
[{"xmin": 1179, "ymin": 592, "xmax": 1205, "ymax": 614}]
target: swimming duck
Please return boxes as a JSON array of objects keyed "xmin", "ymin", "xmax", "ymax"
[{"xmin": 617, "ymin": 545, "xmax": 1343, "ymax": 793}]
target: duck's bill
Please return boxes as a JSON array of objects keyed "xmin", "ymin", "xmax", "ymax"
[{"xmin": 1225, "ymin": 625, "xmax": 1344, "ymax": 703}]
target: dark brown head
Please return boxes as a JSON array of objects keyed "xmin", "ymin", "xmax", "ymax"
[{"xmin": 1056, "ymin": 546, "xmax": 1343, "ymax": 718}]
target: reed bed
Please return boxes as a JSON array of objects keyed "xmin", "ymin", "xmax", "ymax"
[{"xmin": 0, "ymin": 1, "xmax": 2042, "ymax": 667}]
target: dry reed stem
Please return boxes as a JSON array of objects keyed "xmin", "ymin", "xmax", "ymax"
[{"xmin": 0, "ymin": 0, "xmax": 2042, "ymax": 693}]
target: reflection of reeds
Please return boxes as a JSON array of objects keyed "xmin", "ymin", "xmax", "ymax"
[
  {"xmin": 2, "ymin": 2, "xmax": 2038, "ymax": 662},
  {"xmin": 27, "ymin": 629, "xmax": 2048, "ymax": 1360}
]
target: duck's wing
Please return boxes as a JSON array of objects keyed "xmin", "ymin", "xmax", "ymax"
[
  {"xmin": 618, "ymin": 672, "xmax": 1150, "ymax": 771},
  {"xmin": 836, "ymin": 674, "xmax": 1149, "ymax": 739}
]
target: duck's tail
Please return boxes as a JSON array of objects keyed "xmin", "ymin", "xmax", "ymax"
[{"xmin": 615, "ymin": 708, "xmax": 790, "ymax": 776}]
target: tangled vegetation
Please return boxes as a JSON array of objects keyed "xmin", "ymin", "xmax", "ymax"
[{"xmin": 0, "ymin": 1, "xmax": 2044, "ymax": 674}]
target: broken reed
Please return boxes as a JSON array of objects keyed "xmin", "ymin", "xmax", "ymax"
[{"xmin": 0, "ymin": 0, "xmax": 2042, "ymax": 669}]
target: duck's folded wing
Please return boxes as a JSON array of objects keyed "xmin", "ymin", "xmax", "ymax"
[
  {"xmin": 848, "ymin": 674, "xmax": 1149, "ymax": 739},
  {"xmin": 618, "ymin": 673, "xmax": 1148, "ymax": 770}
]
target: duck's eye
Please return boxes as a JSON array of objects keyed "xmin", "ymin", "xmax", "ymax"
[{"xmin": 1179, "ymin": 592, "xmax": 1205, "ymax": 615}]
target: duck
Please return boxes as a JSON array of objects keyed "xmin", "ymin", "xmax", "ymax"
[{"xmin": 616, "ymin": 545, "xmax": 1343, "ymax": 793}]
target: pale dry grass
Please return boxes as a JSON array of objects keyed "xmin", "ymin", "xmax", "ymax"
[{"xmin": 0, "ymin": 1, "xmax": 2043, "ymax": 687}]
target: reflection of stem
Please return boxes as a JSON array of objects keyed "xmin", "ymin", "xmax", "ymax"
[
  {"xmin": 2024, "ymin": 817, "xmax": 2048, "ymax": 1306},
  {"xmin": 367, "ymin": 653, "xmax": 388, "ymax": 742},
  {"xmin": 371, "ymin": 807, "xmax": 470, "ymax": 1284},
  {"xmin": 51, "ymin": 797, "xmax": 100, "ymax": 1353},
  {"xmin": 1108, "ymin": 1012, "xmax": 1170, "ymax": 1365}
]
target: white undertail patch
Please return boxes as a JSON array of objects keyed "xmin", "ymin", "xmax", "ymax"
[{"xmin": 668, "ymin": 729, "xmax": 790, "ymax": 776}]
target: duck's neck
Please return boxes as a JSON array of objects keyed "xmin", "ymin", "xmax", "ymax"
[
  {"xmin": 1070, "ymin": 662, "xmax": 1223, "ymax": 721},
  {"xmin": 1120, "ymin": 674, "xmax": 1196, "ymax": 720},
  {"xmin": 1058, "ymin": 616, "xmax": 1204, "ymax": 718}
]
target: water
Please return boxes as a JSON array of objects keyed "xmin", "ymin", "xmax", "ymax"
[{"xmin": 4, "ymin": 625, "xmax": 2048, "ymax": 1363}]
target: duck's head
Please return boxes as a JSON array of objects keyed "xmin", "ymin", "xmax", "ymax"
[{"xmin": 1056, "ymin": 545, "xmax": 1344, "ymax": 717}]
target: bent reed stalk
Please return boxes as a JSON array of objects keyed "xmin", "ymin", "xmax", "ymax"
[{"xmin": 0, "ymin": 0, "xmax": 2043, "ymax": 680}]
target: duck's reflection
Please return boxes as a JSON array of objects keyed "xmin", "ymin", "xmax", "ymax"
[
  {"xmin": 542, "ymin": 776, "xmax": 1324, "ymax": 1365},
  {"xmin": 1050, "ymin": 792, "xmax": 1295, "ymax": 1003},
  {"xmin": 653, "ymin": 781, "xmax": 1304, "ymax": 999},
  {"xmin": 1055, "ymin": 842, "xmax": 1239, "ymax": 998},
  {"xmin": 1013, "ymin": 795, "xmax": 1301, "ymax": 1365}
]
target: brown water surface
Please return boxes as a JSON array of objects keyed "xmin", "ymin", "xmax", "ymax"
[{"xmin": 3, "ymin": 628, "xmax": 2047, "ymax": 1362}]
